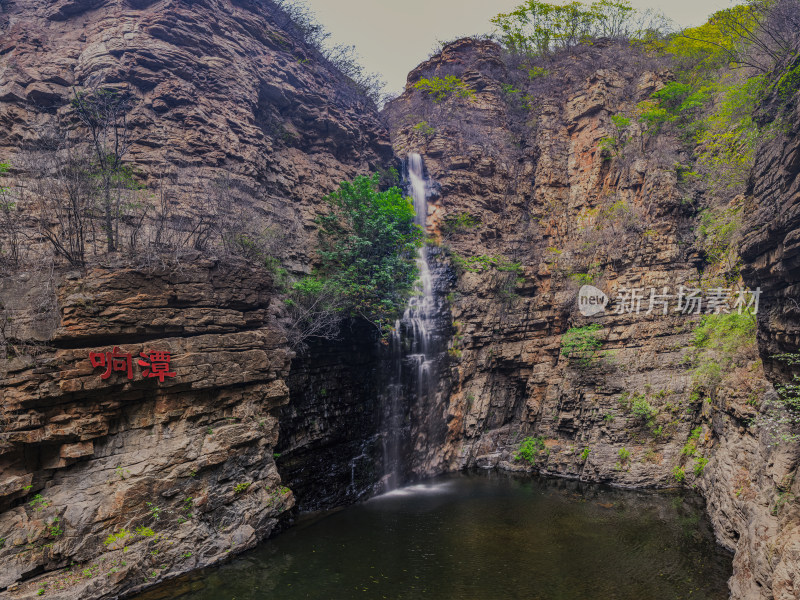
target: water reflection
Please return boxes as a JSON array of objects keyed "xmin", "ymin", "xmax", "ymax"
[{"xmin": 138, "ymin": 472, "xmax": 732, "ymax": 600}]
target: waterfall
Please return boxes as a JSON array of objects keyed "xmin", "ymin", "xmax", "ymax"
[
  {"xmin": 381, "ymin": 153, "xmax": 440, "ymax": 490},
  {"xmin": 404, "ymin": 153, "xmax": 436, "ymax": 397}
]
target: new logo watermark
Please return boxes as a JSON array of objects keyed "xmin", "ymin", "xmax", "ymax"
[
  {"xmin": 578, "ymin": 285, "xmax": 760, "ymax": 317},
  {"xmin": 578, "ymin": 285, "xmax": 608, "ymax": 317}
]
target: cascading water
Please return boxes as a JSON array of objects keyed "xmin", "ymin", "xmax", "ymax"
[
  {"xmin": 381, "ymin": 153, "xmax": 441, "ymax": 490},
  {"xmin": 404, "ymin": 153, "xmax": 436, "ymax": 406}
]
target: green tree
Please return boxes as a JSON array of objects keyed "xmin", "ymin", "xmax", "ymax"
[
  {"xmin": 514, "ymin": 436, "xmax": 547, "ymax": 464},
  {"xmin": 491, "ymin": 0, "xmax": 648, "ymax": 57},
  {"xmin": 671, "ymin": 2, "xmax": 798, "ymax": 74},
  {"xmin": 316, "ymin": 174, "xmax": 423, "ymax": 333}
]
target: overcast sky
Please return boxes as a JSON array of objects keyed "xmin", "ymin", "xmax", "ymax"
[{"xmin": 301, "ymin": 0, "xmax": 736, "ymax": 95}]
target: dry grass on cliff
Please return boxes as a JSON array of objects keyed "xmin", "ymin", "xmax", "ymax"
[{"xmin": 267, "ymin": 0, "xmax": 385, "ymax": 106}]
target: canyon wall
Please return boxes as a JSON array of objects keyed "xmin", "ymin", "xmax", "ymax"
[
  {"xmin": 1, "ymin": 261, "xmax": 295, "ymax": 599},
  {"xmin": 2, "ymin": 1, "xmax": 800, "ymax": 599},
  {"xmin": 386, "ymin": 38, "xmax": 800, "ymax": 600},
  {"xmin": 0, "ymin": 0, "xmax": 394, "ymax": 597}
]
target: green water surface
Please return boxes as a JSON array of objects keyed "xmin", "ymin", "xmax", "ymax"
[{"xmin": 148, "ymin": 473, "xmax": 732, "ymax": 600}]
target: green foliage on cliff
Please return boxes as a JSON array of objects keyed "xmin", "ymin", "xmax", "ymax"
[
  {"xmin": 775, "ymin": 61, "xmax": 800, "ymax": 102},
  {"xmin": 599, "ymin": 114, "xmax": 631, "ymax": 158},
  {"xmin": 695, "ymin": 74, "xmax": 769, "ymax": 198},
  {"xmin": 412, "ymin": 121, "xmax": 436, "ymax": 139},
  {"xmin": 687, "ymin": 313, "xmax": 757, "ymax": 394},
  {"xmin": 636, "ymin": 81, "xmax": 713, "ymax": 138},
  {"xmin": 682, "ymin": 427, "xmax": 703, "ymax": 457},
  {"xmin": 449, "ymin": 251, "xmax": 522, "ymax": 275},
  {"xmin": 413, "ymin": 76, "xmax": 475, "ymax": 103},
  {"xmin": 661, "ymin": 5, "xmax": 757, "ymax": 73},
  {"xmin": 696, "ymin": 203, "xmax": 744, "ymax": 280},
  {"xmin": 315, "ymin": 173, "xmax": 423, "ymax": 333},
  {"xmin": 693, "ymin": 456, "xmax": 709, "ymax": 476},
  {"xmin": 441, "ymin": 212, "xmax": 480, "ymax": 236},
  {"xmin": 630, "ymin": 394, "xmax": 656, "ymax": 424},
  {"xmin": 771, "ymin": 353, "xmax": 800, "ymax": 414},
  {"xmin": 135, "ymin": 526, "xmax": 156, "ymax": 538},
  {"xmin": 514, "ymin": 436, "xmax": 548, "ymax": 464},
  {"xmin": 760, "ymin": 353, "xmax": 800, "ymax": 444},
  {"xmin": 103, "ymin": 529, "xmax": 130, "ymax": 547},
  {"xmin": 491, "ymin": 0, "xmax": 653, "ymax": 57},
  {"xmin": 560, "ymin": 323, "xmax": 603, "ymax": 366}
]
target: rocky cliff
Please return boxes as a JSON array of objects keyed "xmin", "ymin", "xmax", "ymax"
[
  {"xmin": 0, "ymin": 0, "xmax": 395, "ymax": 597},
  {"xmin": 3, "ymin": 2, "xmax": 800, "ymax": 599},
  {"xmin": 0, "ymin": 0, "xmax": 391, "ymax": 270},
  {"xmin": 1, "ymin": 261, "xmax": 296, "ymax": 599},
  {"xmin": 385, "ymin": 38, "xmax": 799, "ymax": 600},
  {"xmin": 386, "ymin": 37, "xmax": 717, "ymax": 485}
]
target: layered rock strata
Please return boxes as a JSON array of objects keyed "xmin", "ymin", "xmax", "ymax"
[
  {"xmin": 386, "ymin": 38, "xmax": 797, "ymax": 600},
  {"xmin": 0, "ymin": 261, "xmax": 295, "ymax": 599}
]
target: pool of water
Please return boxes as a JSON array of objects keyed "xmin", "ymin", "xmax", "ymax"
[{"xmin": 146, "ymin": 473, "xmax": 732, "ymax": 600}]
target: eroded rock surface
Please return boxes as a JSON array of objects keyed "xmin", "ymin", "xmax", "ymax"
[
  {"xmin": 0, "ymin": 0, "xmax": 392, "ymax": 270},
  {"xmin": 0, "ymin": 261, "xmax": 295, "ymax": 598},
  {"xmin": 0, "ymin": 0, "xmax": 394, "ymax": 597},
  {"xmin": 386, "ymin": 38, "xmax": 799, "ymax": 600}
]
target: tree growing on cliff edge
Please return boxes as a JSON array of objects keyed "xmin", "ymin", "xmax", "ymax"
[
  {"xmin": 268, "ymin": 0, "xmax": 385, "ymax": 105},
  {"xmin": 70, "ymin": 87, "xmax": 137, "ymax": 254},
  {"xmin": 0, "ymin": 162, "xmax": 20, "ymax": 270},
  {"xmin": 314, "ymin": 173, "xmax": 423, "ymax": 336},
  {"xmin": 16, "ymin": 88, "xmax": 145, "ymax": 267},
  {"xmin": 673, "ymin": 0, "xmax": 800, "ymax": 74},
  {"xmin": 491, "ymin": 0, "xmax": 667, "ymax": 57}
]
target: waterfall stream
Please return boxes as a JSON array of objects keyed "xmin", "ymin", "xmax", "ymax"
[
  {"xmin": 381, "ymin": 153, "xmax": 439, "ymax": 490},
  {"xmin": 403, "ymin": 153, "xmax": 436, "ymax": 409}
]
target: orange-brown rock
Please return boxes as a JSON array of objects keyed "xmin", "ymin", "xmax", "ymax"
[
  {"xmin": 386, "ymin": 37, "xmax": 797, "ymax": 600},
  {"xmin": 0, "ymin": 261, "xmax": 294, "ymax": 599},
  {"xmin": 0, "ymin": 0, "xmax": 394, "ymax": 597}
]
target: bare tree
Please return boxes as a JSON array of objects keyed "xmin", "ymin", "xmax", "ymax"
[
  {"xmin": 209, "ymin": 173, "xmax": 285, "ymax": 268},
  {"xmin": 20, "ymin": 130, "xmax": 97, "ymax": 266},
  {"xmin": 282, "ymin": 278, "xmax": 345, "ymax": 352},
  {"xmin": 0, "ymin": 161, "xmax": 21, "ymax": 270},
  {"xmin": 70, "ymin": 86, "xmax": 134, "ymax": 253},
  {"xmin": 681, "ymin": 0, "xmax": 800, "ymax": 73}
]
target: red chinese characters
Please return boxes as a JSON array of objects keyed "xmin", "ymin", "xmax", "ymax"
[
  {"xmin": 89, "ymin": 346, "xmax": 133, "ymax": 380},
  {"xmin": 89, "ymin": 347, "xmax": 176, "ymax": 382},
  {"xmin": 137, "ymin": 350, "xmax": 177, "ymax": 382}
]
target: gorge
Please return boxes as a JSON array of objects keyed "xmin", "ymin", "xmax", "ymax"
[{"xmin": 2, "ymin": 0, "xmax": 800, "ymax": 599}]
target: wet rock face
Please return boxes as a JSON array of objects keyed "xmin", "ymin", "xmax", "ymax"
[
  {"xmin": 0, "ymin": 261, "xmax": 295, "ymax": 599},
  {"xmin": 277, "ymin": 323, "xmax": 386, "ymax": 512}
]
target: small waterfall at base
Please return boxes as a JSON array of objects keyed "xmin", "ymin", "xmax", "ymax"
[{"xmin": 381, "ymin": 153, "xmax": 442, "ymax": 491}]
